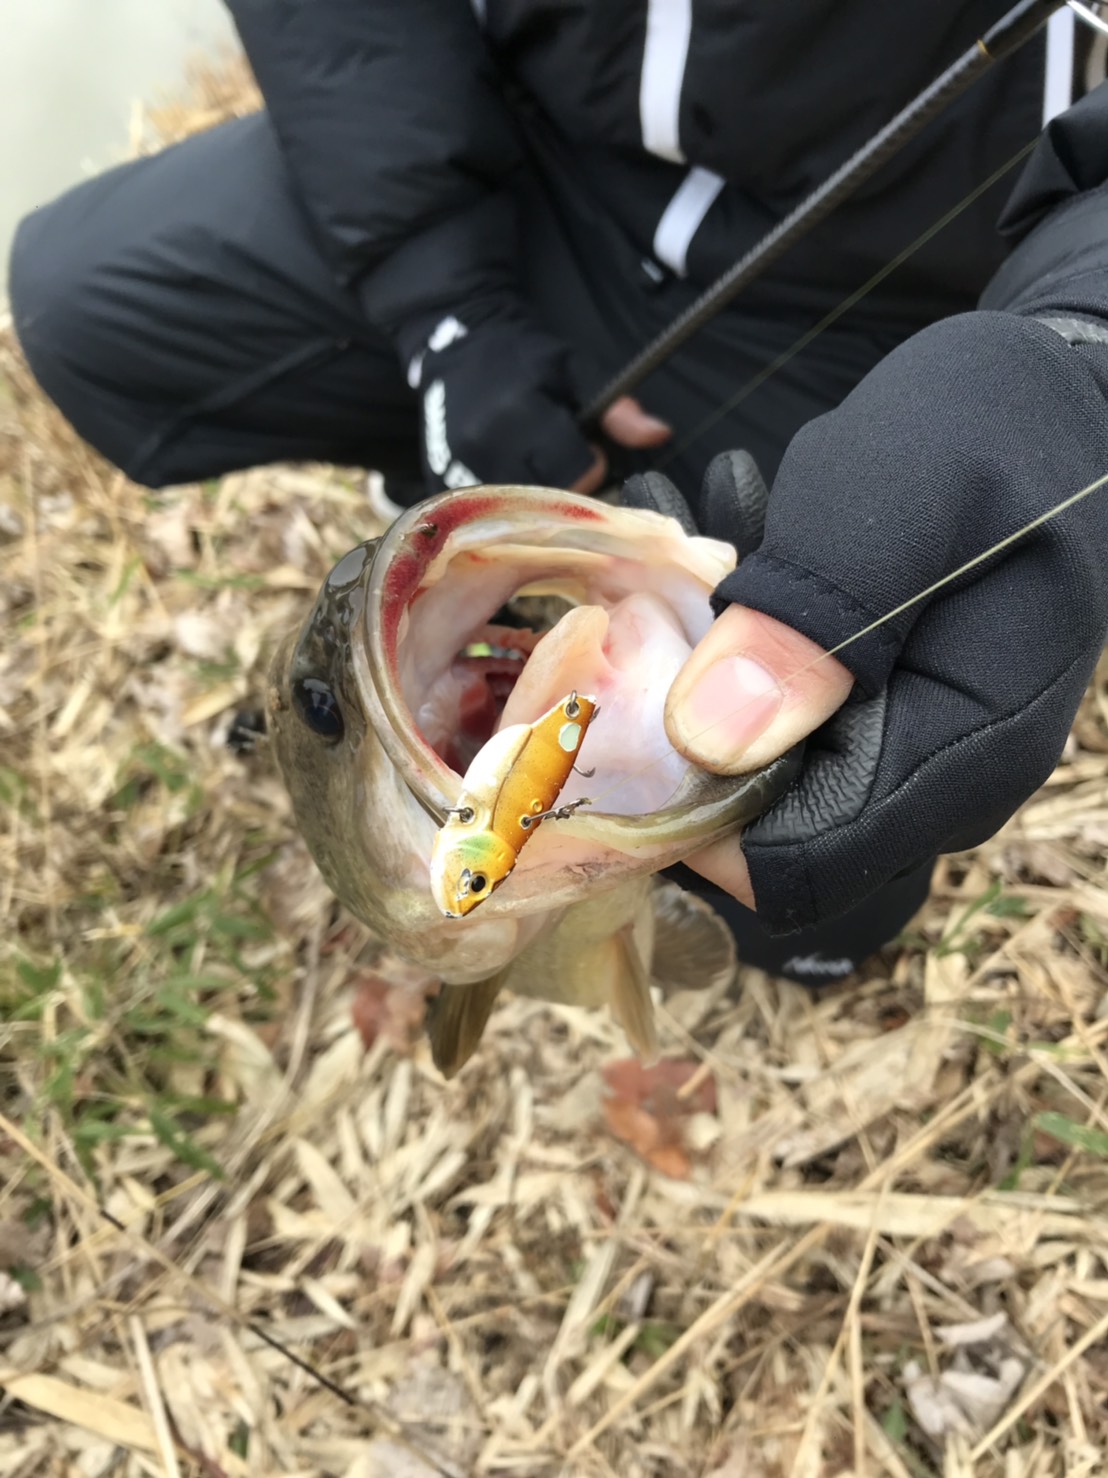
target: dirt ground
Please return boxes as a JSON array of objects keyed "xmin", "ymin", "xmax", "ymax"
[{"xmin": 2, "ymin": 59, "xmax": 1107, "ymax": 1478}]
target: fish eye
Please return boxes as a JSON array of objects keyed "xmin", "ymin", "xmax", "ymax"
[
  {"xmin": 469, "ymin": 873, "xmax": 488, "ymax": 895},
  {"xmin": 292, "ymin": 677, "xmax": 344, "ymax": 744}
]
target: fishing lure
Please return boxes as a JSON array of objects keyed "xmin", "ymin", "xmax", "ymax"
[{"xmin": 430, "ymin": 691, "xmax": 599, "ymax": 917}]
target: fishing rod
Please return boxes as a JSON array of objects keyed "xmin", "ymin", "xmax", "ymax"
[
  {"xmin": 658, "ymin": 134, "xmax": 1038, "ymax": 469},
  {"xmin": 1069, "ymin": 0, "xmax": 1108, "ymax": 38},
  {"xmin": 580, "ymin": 0, "xmax": 1067, "ymax": 425}
]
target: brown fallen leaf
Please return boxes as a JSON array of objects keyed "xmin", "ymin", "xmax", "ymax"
[
  {"xmin": 600, "ymin": 1059, "xmax": 717, "ymax": 1180},
  {"xmin": 352, "ymin": 957, "xmax": 439, "ymax": 1054}
]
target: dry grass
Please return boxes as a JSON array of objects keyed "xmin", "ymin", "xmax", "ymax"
[{"xmin": 2, "ymin": 57, "xmax": 1108, "ymax": 1478}]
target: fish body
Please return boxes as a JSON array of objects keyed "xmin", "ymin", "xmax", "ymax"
[{"xmin": 268, "ymin": 485, "xmax": 796, "ymax": 1074}]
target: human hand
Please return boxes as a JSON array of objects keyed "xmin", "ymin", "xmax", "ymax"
[
  {"xmin": 571, "ymin": 394, "xmax": 672, "ymax": 494},
  {"xmin": 631, "ymin": 311, "xmax": 1108, "ymax": 934},
  {"xmin": 408, "ymin": 309, "xmax": 669, "ymax": 493}
]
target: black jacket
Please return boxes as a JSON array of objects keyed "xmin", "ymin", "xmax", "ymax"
[{"xmin": 225, "ymin": 1, "xmax": 1093, "ymax": 345}]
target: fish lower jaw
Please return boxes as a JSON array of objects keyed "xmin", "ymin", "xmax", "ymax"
[{"xmin": 382, "ymin": 908, "xmax": 556, "ymax": 986}]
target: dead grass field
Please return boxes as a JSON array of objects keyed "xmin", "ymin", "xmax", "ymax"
[{"xmin": 2, "ymin": 60, "xmax": 1107, "ymax": 1478}]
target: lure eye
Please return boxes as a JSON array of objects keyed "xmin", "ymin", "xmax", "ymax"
[
  {"xmin": 469, "ymin": 873, "xmax": 488, "ymax": 895},
  {"xmin": 292, "ymin": 677, "xmax": 344, "ymax": 744}
]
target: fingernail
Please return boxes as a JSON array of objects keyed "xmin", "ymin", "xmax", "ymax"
[
  {"xmin": 638, "ymin": 414, "xmax": 672, "ymax": 443},
  {"xmin": 672, "ymin": 655, "xmax": 783, "ymax": 766}
]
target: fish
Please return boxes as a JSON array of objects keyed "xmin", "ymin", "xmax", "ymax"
[{"xmin": 266, "ymin": 484, "xmax": 797, "ymax": 1076}]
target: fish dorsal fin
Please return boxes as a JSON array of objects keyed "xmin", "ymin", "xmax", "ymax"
[
  {"xmin": 426, "ymin": 974, "xmax": 505, "ymax": 1079},
  {"xmin": 609, "ymin": 925, "xmax": 659, "ymax": 1064},
  {"xmin": 648, "ymin": 880, "xmax": 737, "ymax": 996}
]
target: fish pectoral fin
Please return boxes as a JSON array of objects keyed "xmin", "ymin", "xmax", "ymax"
[
  {"xmin": 426, "ymin": 973, "xmax": 506, "ymax": 1079},
  {"xmin": 609, "ymin": 925, "xmax": 659, "ymax": 1064},
  {"xmin": 649, "ymin": 880, "xmax": 737, "ymax": 996}
]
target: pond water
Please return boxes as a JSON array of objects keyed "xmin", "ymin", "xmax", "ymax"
[{"xmin": 1, "ymin": 0, "xmax": 235, "ymax": 279}]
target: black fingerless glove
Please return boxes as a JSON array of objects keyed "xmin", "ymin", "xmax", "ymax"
[
  {"xmin": 628, "ymin": 310, "xmax": 1108, "ymax": 935},
  {"xmin": 399, "ymin": 302, "xmax": 596, "ymax": 493}
]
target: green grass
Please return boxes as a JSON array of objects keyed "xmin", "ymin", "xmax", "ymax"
[{"xmin": 2, "ymin": 743, "xmax": 286, "ymax": 1184}]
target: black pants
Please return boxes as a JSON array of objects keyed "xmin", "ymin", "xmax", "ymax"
[{"xmin": 7, "ymin": 112, "xmax": 933, "ymax": 981}]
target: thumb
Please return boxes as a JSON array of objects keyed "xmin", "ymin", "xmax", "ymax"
[{"xmin": 665, "ymin": 604, "xmax": 853, "ymax": 773}]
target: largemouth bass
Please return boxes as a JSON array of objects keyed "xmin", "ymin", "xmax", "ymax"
[{"xmin": 267, "ymin": 485, "xmax": 795, "ymax": 1075}]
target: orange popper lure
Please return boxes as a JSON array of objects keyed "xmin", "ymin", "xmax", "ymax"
[{"xmin": 430, "ymin": 692, "xmax": 599, "ymax": 917}]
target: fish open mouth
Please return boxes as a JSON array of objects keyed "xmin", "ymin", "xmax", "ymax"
[
  {"xmin": 414, "ymin": 601, "xmax": 563, "ymax": 773},
  {"xmin": 371, "ymin": 490, "xmax": 734, "ymax": 817}
]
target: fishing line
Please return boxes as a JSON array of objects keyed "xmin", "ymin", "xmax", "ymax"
[
  {"xmin": 580, "ymin": 0, "xmax": 1064, "ymax": 421},
  {"xmin": 568, "ymin": 146, "xmax": 1049, "ymax": 811},
  {"xmin": 571, "ymin": 127, "xmax": 1082, "ymax": 810},
  {"xmin": 578, "ymin": 467, "xmax": 1108, "ymax": 814},
  {"xmin": 655, "ymin": 137, "xmax": 1039, "ymax": 472}
]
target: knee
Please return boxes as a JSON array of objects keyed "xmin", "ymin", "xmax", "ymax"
[
  {"xmin": 8, "ymin": 199, "xmax": 82, "ymax": 354},
  {"xmin": 10, "ymin": 212, "xmax": 50, "ymax": 355},
  {"xmin": 7, "ymin": 199, "xmax": 168, "ymax": 483},
  {"xmin": 8, "ymin": 201, "xmax": 98, "ymax": 410}
]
